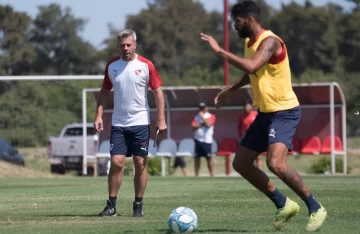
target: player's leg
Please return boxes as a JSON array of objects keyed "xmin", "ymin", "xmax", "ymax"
[
  {"xmin": 194, "ymin": 140, "xmax": 202, "ymax": 176},
  {"xmin": 255, "ymin": 156, "xmax": 262, "ymax": 169},
  {"xmin": 130, "ymin": 125, "xmax": 150, "ymax": 217},
  {"xmin": 98, "ymin": 126, "xmax": 127, "ymax": 217},
  {"xmin": 234, "ymin": 115, "xmax": 276, "ymax": 194},
  {"xmin": 266, "ymin": 108, "xmax": 327, "ymax": 231},
  {"xmin": 232, "ymin": 145, "xmax": 276, "ymax": 194},
  {"xmin": 234, "ymin": 114, "xmax": 299, "ymax": 230},
  {"xmin": 267, "ymin": 143, "xmax": 310, "ymax": 200}
]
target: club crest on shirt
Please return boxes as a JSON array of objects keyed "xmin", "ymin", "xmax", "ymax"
[{"xmin": 135, "ymin": 69, "xmax": 142, "ymax": 75}]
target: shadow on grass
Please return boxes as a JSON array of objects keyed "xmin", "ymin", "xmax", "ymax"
[
  {"xmin": 196, "ymin": 229, "xmax": 249, "ymax": 233},
  {"xmin": 40, "ymin": 214, "xmax": 134, "ymax": 218},
  {"xmin": 155, "ymin": 229, "xmax": 251, "ymax": 233}
]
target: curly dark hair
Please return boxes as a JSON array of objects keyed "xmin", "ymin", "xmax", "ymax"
[{"xmin": 231, "ymin": 0, "xmax": 261, "ymax": 22}]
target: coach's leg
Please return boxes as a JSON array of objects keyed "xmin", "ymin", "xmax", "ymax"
[
  {"xmin": 133, "ymin": 155, "xmax": 148, "ymax": 199},
  {"xmin": 98, "ymin": 155, "xmax": 126, "ymax": 217},
  {"xmin": 109, "ymin": 155, "xmax": 127, "ymax": 197},
  {"xmin": 132, "ymin": 155, "xmax": 147, "ymax": 217},
  {"xmin": 98, "ymin": 126, "xmax": 127, "ymax": 217},
  {"xmin": 130, "ymin": 124, "xmax": 150, "ymax": 217}
]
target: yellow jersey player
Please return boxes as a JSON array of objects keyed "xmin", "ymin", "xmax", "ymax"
[{"xmin": 201, "ymin": 0, "xmax": 327, "ymax": 232}]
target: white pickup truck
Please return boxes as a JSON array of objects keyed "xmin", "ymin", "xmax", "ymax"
[{"xmin": 47, "ymin": 123, "xmax": 108, "ymax": 175}]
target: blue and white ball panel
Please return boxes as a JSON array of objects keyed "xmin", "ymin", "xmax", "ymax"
[{"xmin": 168, "ymin": 207, "xmax": 198, "ymax": 233}]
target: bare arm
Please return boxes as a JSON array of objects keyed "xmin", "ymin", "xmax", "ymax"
[
  {"xmin": 218, "ymin": 37, "xmax": 279, "ymax": 74},
  {"xmin": 199, "ymin": 114, "xmax": 216, "ymax": 127},
  {"xmin": 228, "ymin": 74, "xmax": 250, "ymax": 92},
  {"xmin": 214, "ymin": 74, "xmax": 251, "ymax": 109},
  {"xmin": 202, "ymin": 119, "xmax": 212, "ymax": 127},
  {"xmin": 192, "ymin": 122, "xmax": 202, "ymax": 130},
  {"xmin": 94, "ymin": 87, "xmax": 112, "ymax": 132},
  {"xmin": 95, "ymin": 88, "xmax": 112, "ymax": 119},
  {"xmin": 152, "ymin": 86, "xmax": 165, "ymax": 123}
]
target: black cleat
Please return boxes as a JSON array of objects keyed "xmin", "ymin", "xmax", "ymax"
[
  {"xmin": 133, "ymin": 201, "xmax": 144, "ymax": 217},
  {"xmin": 98, "ymin": 200, "xmax": 117, "ymax": 217}
]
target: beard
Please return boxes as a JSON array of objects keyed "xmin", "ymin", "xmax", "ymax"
[{"xmin": 237, "ymin": 24, "xmax": 251, "ymax": 38}]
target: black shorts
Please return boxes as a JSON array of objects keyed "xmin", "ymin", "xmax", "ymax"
[
  {"xmin": 110, "ymin": 125, "xmax": 150, "ymax": 157},
  {"xmin": 173, "ymin": 157, "xmax": 186, "ymax": 169},
  {"xmin": 194, "ymin": 140, "xmax": 212, "ymax": 159},
  {"xmin": 241, "ymin": 107, "xmax": 301, "ymax": 153}
]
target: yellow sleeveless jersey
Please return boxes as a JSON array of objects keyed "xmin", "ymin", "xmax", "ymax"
[{"xmin": 244, "ymin": 30, "xmax": 299, "ymax": 113}]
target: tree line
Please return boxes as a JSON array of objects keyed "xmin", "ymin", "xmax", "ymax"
[{"xmin": 0, "ymin": 0, "xmax": 360, "ymax": 146}]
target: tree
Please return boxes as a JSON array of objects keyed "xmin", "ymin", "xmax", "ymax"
[
  {"xmin": 0, "ymin": 5, "xmax": 36, "ymax": 76},
  {"xmin": 270, "ymin": 2, "xmax": 341, "ymax": 76},
  {"xmin": 102, "ymin": 0, "xmax": 225, "ymax": 82},
  {"xmin": 339, "ymin": 7, "xmax": 360, "ymax": 72},
  {"xmin": 29, "ymin": 4, "xmax": 101, "ymax": 75},
  {"xmin": 346, "ymin": 0, "xmax": 360, "ymax": 7}
]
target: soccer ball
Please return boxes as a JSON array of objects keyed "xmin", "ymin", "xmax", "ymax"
[{"xmin": 168, "ymin": 207, "xmax": 198, "ymax": 233}]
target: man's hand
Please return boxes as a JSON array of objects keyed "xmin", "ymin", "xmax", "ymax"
[
  {"xmin": 156, "ymin": 119, "xmax": 167, "ymax": 134},
  {"xmin": 201, "ymin": 33, "xmax": 222, "ymax": 54},
  {"xmin": 94, "ymin": 117, "xmax": 103, "ymax": 133},
  {"xmin": 214, "ymin": 89, "xmax": 232, "ymax": 109}
]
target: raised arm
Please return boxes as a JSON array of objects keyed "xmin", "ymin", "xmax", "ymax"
[
  {"xmin": 218, "ymin": 37, "xmax": 279, "ymax": 73},
  {"xmin": 201, "ymin": 33, "xmax": 280, "ymax": 74}
]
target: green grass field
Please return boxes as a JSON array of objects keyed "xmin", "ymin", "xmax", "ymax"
[{"xmin": 1, "ymin": 176, "xmax": 360, "ymax": 234}]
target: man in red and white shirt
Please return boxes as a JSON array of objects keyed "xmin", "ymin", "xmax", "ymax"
[
  {"xmin": 94, "ymin": 29, "xmax": 167, "ymax": 217},
  {"xmin": 238, "ymin": 101, "xmax": 262, "ymax": 169},
  {"xmin": 191, "ymin": 102, "xmax": 216, "ymax": 176}
]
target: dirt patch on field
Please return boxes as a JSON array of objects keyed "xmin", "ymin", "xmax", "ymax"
[{"xmin": 0, "ymin": 161, "xmax": 57, "ymax": 179}]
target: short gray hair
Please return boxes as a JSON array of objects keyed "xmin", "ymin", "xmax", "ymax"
[{"xmin": 118, "ymin": 29, "xmax": 137, "ymax": 42}]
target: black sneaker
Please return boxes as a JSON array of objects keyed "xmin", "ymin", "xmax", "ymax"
[
  {"xmin": 98, "ymin": 200, "xmax": 116, "ymax": 217},
  {"xmin": 133, "ymin": 201, "xmax": 143, "ymax": 217}
]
